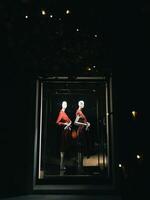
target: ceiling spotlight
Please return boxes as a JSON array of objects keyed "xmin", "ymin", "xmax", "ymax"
[
  {"xmin": 131, "ymin": 110, "xmax": 137, "ymax": 118},
  {"xmin": 66, "ymin": 9, "xmax": 71, "ymax": 15},
  {"xmin": 76, "ymin": 28, "xmax": 79, "ymax": 32},
  {"xmin": 94, "ymin": 34, "xmax": 98, "ymax": 38},
  {"xmin": 42, "ymin": 10, "xmax": 46, "ymax": 15},
  {"xmin": 118, "ymin": 164, "xmax": 122, "ymax": 168},
  {"xmin": 136, "ymin": 154, "xmax": 141, "ymax": 159},
  {"xmin": 50, "ymin": 14, "xmax": 53, "ymax": 18},
  {"xmin": 87, "ymin": 67, "xmax": 92, "ymax": 71},
  {"xmin": 25, "ymin": 15, "xmax": 28, "ymax": 19}
]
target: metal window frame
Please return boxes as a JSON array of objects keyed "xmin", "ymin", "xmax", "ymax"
[{"xmin": 33, "ymin": 76, "xmax": 116, "ymax": 192}]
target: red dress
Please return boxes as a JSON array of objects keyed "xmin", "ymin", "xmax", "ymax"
[
  {"xmin": 75, "ymin": 109, "xmax": 88, "ymax": 152},
  {"xmin": 56, "ymin": 110, "xmax": 71, "ymax": 126},
  {"xmin": 56, "ymin": 110, "xmax": 71, "ymax": 152},
  {"xmin": 76, "ymin": 110, "xmax": 87, "ymax": 124},
  {"xmin": 76, "ymin": 109, "xmax": 88, "ymax": 135}
]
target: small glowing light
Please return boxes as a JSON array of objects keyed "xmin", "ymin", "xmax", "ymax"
[
  {"xmin": 76, "ymin": 28, "xmax": 79, "ymax": 32},
  {"xmin": 25, "ymin": 15, "xmax": 28, "ymax": 19},
  {"xmin": 131, "ymin": 110, "xmax": 137, "ymax": 118},
  {"xmin": 50, "ymin": 14, "xmax": 53, "ymax": 18},
  {"xmin": 93, "ymin": 65, "xmax": 96, "ymax": 68},
  {"xmin": 58, "ymin": 18, "xmax": 62, "ymax": 21},
  {"xmin": 42, "ymin": 10, "xmax": 46, "ymax": 15},
  {"xmin": 66, "ymin": 9, "xmax": 71, "ymax": 14},
  {"xmin": 119, "ymin": 164, "xmax": 122, "ymax": 168},
  {"xmin": 94, "ymin": 34, "xmax": 98, "ymax": 38},
  {"xmin": 136, "ymin": 154, "xmax": 141, "ymax": 159},
  {"xmin": 87, "ymin": 67, "xmax": 92, "ymax": 71}
]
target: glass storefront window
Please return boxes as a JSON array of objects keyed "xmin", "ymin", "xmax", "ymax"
[{"xmin": 33, "ymin": 76, "xmax": 115, "ymax": 190}]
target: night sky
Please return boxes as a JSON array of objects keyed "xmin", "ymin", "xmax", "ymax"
[{"xmin": 0, "ymin": 0, "xmax": 149, "ymax": 199}]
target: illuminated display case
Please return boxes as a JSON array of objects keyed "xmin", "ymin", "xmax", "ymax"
[{"xmin": 33, "ymin": 75, "xmax": 116, "ymax": 192}]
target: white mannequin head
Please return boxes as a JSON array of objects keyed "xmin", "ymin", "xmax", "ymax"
[
  {"xmin": 78, "ymin": 100, "xmax": 84, "ymax": 109},
  {"xmin": 62, "ymin": 101, "xmax": 67, "ymax": 109}
]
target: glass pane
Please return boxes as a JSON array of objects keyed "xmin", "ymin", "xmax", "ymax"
[{"xmin": 35, "ymin": 77, "xmax": 111, "ymax": 181}]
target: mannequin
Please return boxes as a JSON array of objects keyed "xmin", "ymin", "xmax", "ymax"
[
  {"xmin": 56, "ymin": 101, "xmax": 72, "ymax": 171},
  {"xmin": 74, "ymin": 100, "xmax": 90, "ymax": 171}
]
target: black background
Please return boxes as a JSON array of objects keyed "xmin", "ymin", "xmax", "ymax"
[{"xmin": 0, "ymin": 0, "xmax": 149, "ymax": 199}]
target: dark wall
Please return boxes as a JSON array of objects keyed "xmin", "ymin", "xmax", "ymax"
[
  {"xmin": 0, "ymin": 0, "xmax": 149, "ymax": 199},
  {"xmin": 0, "ymin": 65, "xmax": 147, "ymax": 199},
  {"xmin": 0, "ymin": 67, "xmax": 35, "ymax": 197}
]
